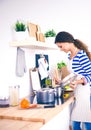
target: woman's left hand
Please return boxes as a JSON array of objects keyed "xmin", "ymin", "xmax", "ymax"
[
  {"xmin": 70, "ymin": 80, "xmax": 78, "ymax": 89},
  {"xmin": 70, "ymin": 78, "xmax": 85, "ymax": 89}
]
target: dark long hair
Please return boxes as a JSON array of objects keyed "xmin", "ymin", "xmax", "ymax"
[
  {"xmin": 74, "ymin": 39, "xmax": 91, "ymax": 61},
  {"xmin": 55, "ymin": 31, "xmax": 91, "ymax": 61}
]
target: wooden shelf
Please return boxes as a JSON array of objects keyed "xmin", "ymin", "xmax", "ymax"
[{"xmin": 9, "ymin": 39, "xmax": 59, "ymax": 50}]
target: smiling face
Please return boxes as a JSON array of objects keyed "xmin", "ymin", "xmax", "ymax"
[{"xmin": 56, "ymin": 42, "xmax": 72, "ymax": 53}]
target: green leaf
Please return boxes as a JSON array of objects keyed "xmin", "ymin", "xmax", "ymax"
[
  {"xmin": 15, "ymin": 20, "xmax": 26, "ymax": 31},
  {"xmin": 44, "ymin": 29, "xmax": 56, "ymax": 37},
  {"xmin": 57, "ymin": 61, "xmax": 66, "ymax": 69}
]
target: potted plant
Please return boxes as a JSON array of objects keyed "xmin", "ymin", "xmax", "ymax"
[
  {"xmin": 13, "ymin": 20, "xmax": 28, "ymax": 41},
  {"xmin": 15, "ymin": 20, "xmax": 26, "ymax": 32},
  {"xmin": 44, "ymin": 29, "xmax": 56, "ymax": 43},
  {"xmin": 44, "ymin": 29, "xmax": 56, "ymax": 38}
]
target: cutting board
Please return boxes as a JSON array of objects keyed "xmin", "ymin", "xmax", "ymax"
[
  {"xmin": 0, "ymin": 105, "xmax": 45, "ymax": 124},
  {"xmin": 0, "ymin": 104, "xmax": 63, "ymax": 125},
  {"xmin": 0, "ymin": 96, "xmax": 74, "ymax": 125}
]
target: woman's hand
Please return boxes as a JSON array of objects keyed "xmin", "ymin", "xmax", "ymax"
[
  {"xmin": 70, "ymin": 78, "xmax": 85, "ymax": 89},
  {"xmin": 70, "ymin": 80, "xmax": 78, "ymax": 89},
  {"xmin": 53, "ymin": 77, "xmax": 61, "ymax": 85}
]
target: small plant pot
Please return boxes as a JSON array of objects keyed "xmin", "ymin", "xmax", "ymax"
[
  {"xmin": 45, "ymin": 37, "xmax": 55, "ymax": 43},
  {"xmin": 12, "ymin": 31, "xmax": 29, "ymax": 41}
]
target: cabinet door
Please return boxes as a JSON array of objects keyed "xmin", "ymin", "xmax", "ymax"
[{"xmin": 40, "ymin": 105, "xmax": 70, "ymax": 130}]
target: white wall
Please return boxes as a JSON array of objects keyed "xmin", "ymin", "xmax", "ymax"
[{"xmin": 0, "ymin": 0, "xmax": 91, "ymax": 98}]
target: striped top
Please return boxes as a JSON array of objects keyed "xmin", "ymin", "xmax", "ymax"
[{"xmin": 68, "ymin": 50, "xmax": 91, "ymax": 87}]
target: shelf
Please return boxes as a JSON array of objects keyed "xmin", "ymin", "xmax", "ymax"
[{"xmin": 9, "ymin": 39, "xmax": 59, "ymax": 50}]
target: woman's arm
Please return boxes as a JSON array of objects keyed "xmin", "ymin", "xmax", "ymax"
[
  {"xmin": 73, "ymin": 50, "xmax": 91, "ymax": 84},
  {"xmin": 70, "ymin": 78, "xmax": 84, "ymax": 89}
]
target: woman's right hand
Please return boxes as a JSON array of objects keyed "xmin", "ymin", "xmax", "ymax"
[{"xmin": 53, "ymin": 77, "xmax": 61, "ymax": 85}]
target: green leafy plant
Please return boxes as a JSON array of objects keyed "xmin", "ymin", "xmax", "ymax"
[
  {"xmin": 44, "ymin": 29, "xmax": 56, "ymax": 38},
  {"xmin": 57, "ymin": 61, "xmax": 67, "ymax": 69},
  {"xmin": 15, "ymin": 20, "xmax": 26, "ymax": 31}
]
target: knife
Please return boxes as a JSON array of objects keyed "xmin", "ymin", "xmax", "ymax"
[{"xmin": 44, "ymin": 104, "xmax": 55, "ymax": 108}]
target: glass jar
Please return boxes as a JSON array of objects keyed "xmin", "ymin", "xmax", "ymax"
[{"xmin": 9, "ymin": 85, "xmax": 20, "ymax": 106}]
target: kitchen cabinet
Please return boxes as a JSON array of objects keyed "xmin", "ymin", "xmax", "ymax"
[
  {"xmin": 9, "ymin": 39, "xmax": 59, "ymax": 50},
  {"xmin": 0, "ymin": 119, "xmax": 43, "ymax": 130},
  {"xmin": 0, "ymin": 105, "xmax": 71, "ymax": 130},
  {"xmin": 40, "ymin": 105, "xmax": 71, "ymax": 130}
]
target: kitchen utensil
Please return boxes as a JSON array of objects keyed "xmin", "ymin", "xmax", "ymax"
[
  {"xmin": 54, "ymin": 86, "xmax": 62, "ymax": 98},
  {"xmin": 43, "ymin": 104, "xmax": 55, "ymax": 108},
  {"xmin": 36, "ymin": 88, "xmax": 55, "ymax": 104}
]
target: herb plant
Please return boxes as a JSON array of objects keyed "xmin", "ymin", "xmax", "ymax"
[
  {"xmin": 57, "ymin": 61, "xmax": 67, "ymax": 69},
  {"xmin": 44, "ymin": 29, "xmax": 56, "ymax": 38},
  {"xmin": 15, "ymin": 20, "xmax": 26, "ymax": 31}
]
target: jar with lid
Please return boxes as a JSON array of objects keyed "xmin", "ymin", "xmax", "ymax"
[
  {"xmin": 0, "ymin": 96, "xmax": 9, "ymax": 108},
  {"xmin": 9, "ymin": 85, "xmax": 20, "ymax": 106}
]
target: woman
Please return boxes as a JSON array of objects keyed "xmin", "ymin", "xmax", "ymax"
[{"xmin": 55, "ymin": 31, "xmax": 91, "ymax": 130}]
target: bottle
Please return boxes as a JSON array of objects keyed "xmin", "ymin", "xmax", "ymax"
[
  {"xmin": 45, "ymin": 77, "xmax": 52, "ymax": 87},
  {"xmin": 9, "ymin": 85, "xmax": 20, "ymax": 106}
]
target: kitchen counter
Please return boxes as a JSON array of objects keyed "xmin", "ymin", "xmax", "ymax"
[
  {"xmin": 0, "ymin": 91, "xmax": 74, "ymax": 130},
  {"xmin": 0, "ymin": 119, "xmax": 43, "ymax": 130}
]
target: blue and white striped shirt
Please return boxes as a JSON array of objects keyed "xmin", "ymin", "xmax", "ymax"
[{"xmin": 68, "ymin": 50, "xmax": 91, "ymax": 87}]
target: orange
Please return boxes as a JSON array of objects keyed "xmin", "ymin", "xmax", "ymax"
[{"xmin": 20, "ymin": 98, "xmax": 30, "ymax": 108}]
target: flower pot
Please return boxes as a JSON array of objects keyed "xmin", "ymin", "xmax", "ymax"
[
  {"xmin": 12, "ymin": 31, "xmax": 29, "ymax": 41},
  {"xmin": 45, "ymin": 37, "xmax": 55, "ymax": 43}
]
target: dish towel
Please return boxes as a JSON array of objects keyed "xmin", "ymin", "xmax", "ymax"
[
  {"xmin": 38, "ymin": 57, "xmax": 49, "ymax": 80},
  {"xmin": 16, "ymin": 47, "xmax": 27, "ymax": 77}
]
